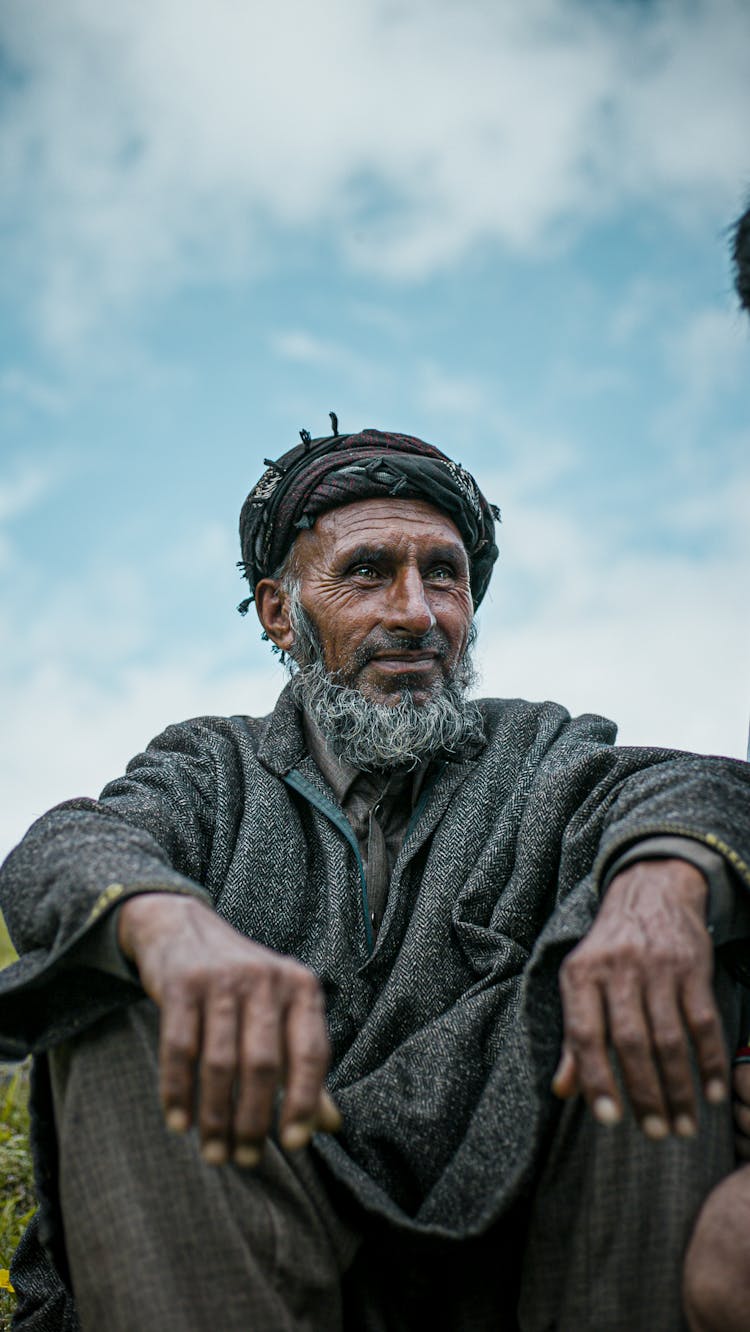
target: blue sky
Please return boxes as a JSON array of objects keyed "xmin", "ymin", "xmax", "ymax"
[{"xmin": 1, "ymin": 0, "xmax": 749, "ymax": 860}]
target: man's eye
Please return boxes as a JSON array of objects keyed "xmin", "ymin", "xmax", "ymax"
[
  {"xmin": 351, "ymin": 564, "xmax": 379, "ymax": 579},
  {"xmin": 427, "ymin": 566, "xmax": 455, "ymax": 582}
]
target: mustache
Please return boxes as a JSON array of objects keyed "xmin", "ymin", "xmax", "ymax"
[{"xmin": 349, "ymin": 628, "xmax": 451, "ymax": 669}]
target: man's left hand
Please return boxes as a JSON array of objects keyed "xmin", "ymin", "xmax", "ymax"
[{"xmin": 552, "ymin": 859, "xmax": 729, "ymax": 1138}]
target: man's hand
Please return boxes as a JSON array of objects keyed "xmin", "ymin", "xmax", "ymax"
[
  {"xmin": 118, "ymin": 893, "xmax": 340, "ymax": 1166},
  {"xmin": 733, "ymin": 1062, "xmax": 750, "ymax": 1160},
  {"xmin": 552, "ymin": 859, "xmax": 729, "ymax": 1138}
]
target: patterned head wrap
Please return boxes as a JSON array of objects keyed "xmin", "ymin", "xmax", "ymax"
[{"xmin": 238, "ymin": 426, "xmax": 500, "ymax": 611}]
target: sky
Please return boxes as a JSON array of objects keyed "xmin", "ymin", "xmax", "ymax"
[{"xmin": 1, "ymin": 0, "xmax": 749, "ymax": 863}]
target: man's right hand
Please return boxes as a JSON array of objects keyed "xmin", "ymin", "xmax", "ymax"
[{"xmin": 117, "ymin": 893, "xmax": 340, "ymax": 1166}]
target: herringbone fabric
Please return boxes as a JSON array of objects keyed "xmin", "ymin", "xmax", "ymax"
[{"xmin": 2, "ymin": 687, "xmax": 750, "ymax": 1327}]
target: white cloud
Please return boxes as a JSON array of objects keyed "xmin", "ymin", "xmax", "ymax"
[
  {"xmin": 0, "ymin": 457, "xmax": 62, "ymax": 570},
  {"xmin": 666, "ymin": 305, "xmax": 748, "ymax": 403},
  {"xmin": 2, "ymin": 0, "xmax": 749, "ymax": 349},
  {"xmin": 0, "ymin": 652, "xmax": 285, "ymax": 864},
  {"xmin": 0, "ymin": 368, "xmax": 67, "ymax": 415},
  {"xmin": 475, "ymin": 461, "xmax": 750, "ymax": 760},
  {"xmin": 271, "ymin": 331, "xmax": 372, "ymax": 381},
  {"xmin": 415, "ymin": 362, "xmax": 488, "ymax": 418},
  {"xmin": 0, "ymin": 462, "xmax": 56, "ymax": 524}
]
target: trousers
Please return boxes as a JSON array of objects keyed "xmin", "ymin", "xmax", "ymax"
[{"xmin": 48, "ymin": 972, "xmax": 744, "ymax": 1332}]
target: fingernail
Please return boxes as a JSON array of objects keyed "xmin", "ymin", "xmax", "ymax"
[
  {"xmin": 593, "ymin": 1096, "xmax": 621, "ymax": 1126},
  {"xmin": 233, "ymin": 1144, "xmax": 262, "ymax": 1168},
  {"xmin": 165, "ymin": 1107, "xmax": 189, "ymax": 1134},
  {"xmin": 201, "ymin": 1139, "xmax": 228, "ymax": 1166},
  {"xmin": 318, "ymin": 1090, "xmax": 342, "ymax": 1132},
  {"xmin": 641, "ymin": 1114, "xmax": 669, "ymax": 1141},
  {"xmin": 674, "ymin": 1114, "xmax": 697, "ymax": 1138},
  {"xmin": 706, "ymin": 1079, "xmax": 727, "ymax": 1105},
  {"xmin": 281, "ymin": 1121, "xmax": 313, "ymax": 1152}
]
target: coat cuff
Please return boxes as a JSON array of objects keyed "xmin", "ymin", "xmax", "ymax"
[{"xmin": 66, "ymin": 881, "xmax": 211, "ymax": 982}]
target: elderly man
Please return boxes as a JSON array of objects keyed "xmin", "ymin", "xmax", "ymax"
[{"xmin": 2, "ymin": 422, "xmax": 750, "ymax": 1332}]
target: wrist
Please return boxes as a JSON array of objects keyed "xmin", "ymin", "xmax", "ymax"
[
  {"xmin": 606, "ymin": 858, "xmax": 708, "ymax": 917},
  {"xmin": 117, "ymin": 892, "xmax": 205, "ymax": 961}
]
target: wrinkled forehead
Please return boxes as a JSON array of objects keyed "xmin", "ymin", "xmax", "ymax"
[
  {"xmin": 295, "ymin": 496, "xmax": 470, "ymax": 566},
  {"xmin": 286, "ymin": 499, "xmax": 471, "ymax": 582}
]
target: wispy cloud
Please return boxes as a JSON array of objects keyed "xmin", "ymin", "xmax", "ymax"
[
  {"xmin": 2, "ymin": 0, "xmax": 749, "ymax": 350},
  {"xmin": 477, "ymin": 464, "xmax": 750, "ymax": 759},
  {"xmin": 0, "ymin": 458, "xmax": 61, "ymax": 568},
  {"xmin": 666, "ymin": 306, "xmax": 747, "ymax": 404}
]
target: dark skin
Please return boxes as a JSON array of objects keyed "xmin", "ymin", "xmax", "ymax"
[{"xmin": 118, "ymin": 497, "xmax": 729, "ymax": 1167}]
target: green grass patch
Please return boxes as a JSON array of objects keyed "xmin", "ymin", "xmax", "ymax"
[
  {"xmin": 1, "ymin": 912, "xmax": 32, "ymax": 1329},
  {"xmin": 0, "ymin": 913, "xmax": 16, "ymax": 971},
  {"xmin": 0, "ymin": 1063, "xmax": 34, "ymax": 1330}
]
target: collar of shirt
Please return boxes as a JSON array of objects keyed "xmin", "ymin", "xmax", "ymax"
[{"xmin": 301, "ymin": 710, "xmax": 431, "ymax": 814}]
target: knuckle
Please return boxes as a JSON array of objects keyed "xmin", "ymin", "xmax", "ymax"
[
  {"xmin": 245, "ymin": 1052, "xmax": 281, "ymax": 1081},
  {"xmin": 614, "ymin": 1027, "xmax": 647, "ymax": 1058},
  {"xmin": 690, "ymin": 1009, "xmax": 719, "ymax": 1040},
  {"xmin": 563, "ymin": 1017, "xmax": 598, "ymax": 1049},
  {"xmin": 653, "ymin": 1029, "xmax": 683, "ymax": 1061},
  {"xmin": 162, "ymin": 978, "xmax": 200, "ymax": 1013},
  {"xmin": 561, "ymin": 953, "xmax": 588, "ymax": 985},
  {"xmin": 209, "ymin": 988, "xmax": 238, "ymax": 1016},
  {"xmin": 610, "ymin": 942, "xmax": 639, "ymax": 969},
  {"xmin": 203, "ymin": 1054, "xmax": 235, "ymax": 1080},
  {"xmin": 164, "ymin": 1039, "xmax": 199, "ymax": 1068},
  {"xmin": 294, "ymin": 1044, "xmax": 327, "ymax": 1071},
  {"xmin": 291, "ymin": 966, "xmax": 322, "ymax": 1000},
  {"xmin": 188, "ymin": 964, "xmax": 213, "ymax": 988}
]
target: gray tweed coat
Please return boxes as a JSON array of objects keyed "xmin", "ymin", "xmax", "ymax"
[{"xmin": 2, "ymin": 686, "xmax": 750, "ymax": 1323}]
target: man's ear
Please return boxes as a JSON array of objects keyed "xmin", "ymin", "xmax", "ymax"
[{"xmin": 255, "ymin": 579, "xmax": 295, "ymax": 653}]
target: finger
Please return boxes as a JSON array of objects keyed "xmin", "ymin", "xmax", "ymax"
[
  {"xmin": 559, "ymin": 968, "xmax": 622, "ymax": 1126},
  {"xmin": 279, "ymin": 974, "xmax": 330, "ymax": 1150},
  {"xmin": 605, "ymin": 978, "xmax": 669, "ymax": 1139},
  {"xmin": 645, "ymin": 981, "xmax": 698, "ymax": 1136},
  {"xmin": 198, "ymin": 991, "xmax": 240, "ymax": 1164},
  {"xmin": 232, "ymin": 982, "xmax": 284, "ymax": 1166},
  {"xmin": 159, "ymin": 986, "xmax": 201, "ymax": 1135},
  {"xmin": 551, "ymin": 1046, "xmax": 579, "ymax": 1100},
  {"xmin": 314, "ymin": 1088, "xmax": 342, "ymax": 1134},
  {"xmin": 680, "ymin": 972, "xmax": 729, "ymax": 1106},
  {"xmin": 733, "ymin": 1061, "xmax": 750, "ymax": 1107},
  {"xmin": 732, "ymin": 1098, "xmax": 750, "ymax": 1138}
]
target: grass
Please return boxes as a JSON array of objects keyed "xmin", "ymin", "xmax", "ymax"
[{"xmin": 0, "ymin": 911, "xmax": 33, "ymax": 1331}]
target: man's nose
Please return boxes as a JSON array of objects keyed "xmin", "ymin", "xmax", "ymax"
[{"xmin": 383, "ymin": 568, "xmax": 436, "ymax": 636}]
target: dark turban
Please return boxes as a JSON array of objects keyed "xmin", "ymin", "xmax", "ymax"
[{"xmin": 238, "ymin": 427, "xmax": 500, "ymax": 612}]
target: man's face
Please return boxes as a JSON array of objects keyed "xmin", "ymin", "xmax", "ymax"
[{"xmin": 290, "ymin": 498, "xmax": 474, "ymax": 706}]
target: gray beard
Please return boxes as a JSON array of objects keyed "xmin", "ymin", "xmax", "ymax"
[{"xmin": 285, "ymin": 588, "xmax": 484, "ymax": 771}]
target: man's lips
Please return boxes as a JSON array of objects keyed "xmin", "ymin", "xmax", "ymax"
[{"xmin": 367, "ymin": 652, "xmax": 440, "ymax": 672}]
